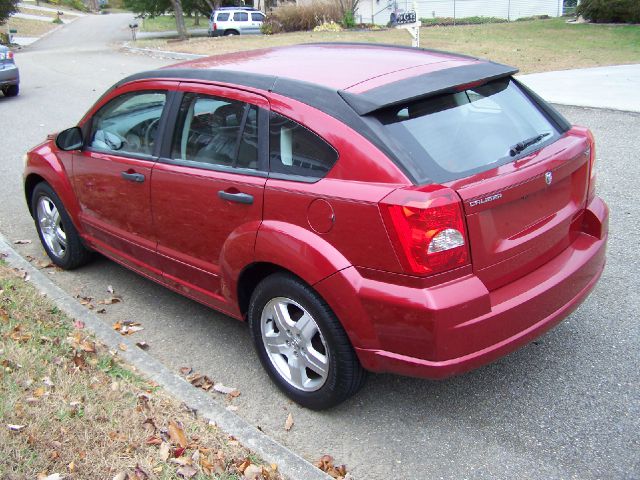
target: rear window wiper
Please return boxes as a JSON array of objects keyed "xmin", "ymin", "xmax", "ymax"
[{"xmin": 509, "ymin": 132, "xmax": 551, "ymax": 157}]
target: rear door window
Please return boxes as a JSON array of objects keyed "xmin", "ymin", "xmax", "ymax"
[
  {"xmin": 233, "ymin": 11, "xmax": 248, "ymax": 21},
  {"xmin": 170, "ymin": 93, "xmax": 259, "ymax": 170},
  {"xmin": 268, "ymin": 112, "xmax": 337, "ymax": 179},
  {"xmin": 372, "ymin": 78, "xmax": 560, "ymax": 183},
  {"xmin": 251, "ymin": 12, "xmax": 265, "ymax": 21}
]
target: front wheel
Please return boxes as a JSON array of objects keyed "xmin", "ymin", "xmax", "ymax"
[
  {"xmin": 248, "ymin": 273, "xmax": 366, "ymax": 410},
  {"xmin": 31, "ymin": 182, "xmax": 92, "ymax": 270}
]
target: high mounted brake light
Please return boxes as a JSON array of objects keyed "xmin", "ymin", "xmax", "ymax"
[{"xmin": 380, "ymin": 186, "xmax": 470, "ymax": 275}]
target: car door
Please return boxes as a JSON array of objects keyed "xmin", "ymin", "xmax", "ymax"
[
  {"xmin": 72, "ymin": 83, "xmax": 175, "ymax": 280},
  {"xmin": 151, "ymin": 83, "xmax": 268, "ymax": 315},
  {"xmin": 232, "ymin": 11, "xmax": 249, "ymax": 34},
  {"xmin": 249, "ymin": 12, "xmax": 264, "ymax": 34}
]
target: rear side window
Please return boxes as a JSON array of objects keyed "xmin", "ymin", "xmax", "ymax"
[
  {"xmin": 269, "ymin": 112, "xmax": 337, "ymax": 179},
  {"xmin": 171, "ymin": 93, "xmax": 259, "ymax": 170},
  {"xmin": 216, "ymin": 12, "xmax": 229, "ymax": 21},
  {"xmin": 251, "ymin": 12, "xmax": 265, "ymax": 21},
  {"xmin": 372, "ymin": 78, "xmax": 560, "ymax": 183},
  {"xmin": 233, "ymin": 11, "xmax": 248, "ymax": 21}
]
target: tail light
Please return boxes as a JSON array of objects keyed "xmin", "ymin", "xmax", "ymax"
[
  {"xmin": 7, "ymin": 51, "xmax": 14, "ymax": 60},
  {"xmin": 380, "ymin": 186, "xmax": 470, "ymax": 275},
  {"xmin": 213, "ymin": 22, "xmax": 217, "ymax": 31}
]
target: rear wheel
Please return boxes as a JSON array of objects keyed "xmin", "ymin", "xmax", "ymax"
[
  {"xmin": 3, "ymin": 85, "xmax": 19, "ymax": 97},
  {"xmin": 31, "ymin": 182, "xmax": 92, "ymax": 270},
  {"xmin": 248, "ymin": 273, "xmax": 366, "ymax": 410},
  {"xmin": 224, "ymin": 29, "xmax": 239, "ymax": 36}
]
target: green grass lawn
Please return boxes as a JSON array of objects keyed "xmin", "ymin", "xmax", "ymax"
[
  {"xmin": 140, "ymin": 14, "xmax": 207, "ymax": 32},
  {"xmin": 135, "ymin": 17, "xmax": 640, "ymax": 73}
]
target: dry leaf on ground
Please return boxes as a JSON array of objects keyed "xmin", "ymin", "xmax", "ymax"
[
  {"xmin": 168, "ymin": 420, "xmax": 188, "ymax": 448},
  {"xmin": 284, "ymin": 413, "xmax": 294, "ymax": 432},
  {"xmin": 13, "ymin": 239, "xmax": 32, "ymax": 244}
]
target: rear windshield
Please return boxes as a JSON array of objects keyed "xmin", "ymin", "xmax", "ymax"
[{"xmin": 372, "ymin": 78, "xmax": 560, "ymax": 184}]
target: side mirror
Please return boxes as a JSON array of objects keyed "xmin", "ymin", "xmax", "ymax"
[{"xmin": 55, "ymin": 127, "xmax": 83, "ymax": 151}]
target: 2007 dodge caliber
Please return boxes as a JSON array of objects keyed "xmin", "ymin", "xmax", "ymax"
[{"xmin": 24, "ymin": 44, "xmax": 608, "ymax": 409}]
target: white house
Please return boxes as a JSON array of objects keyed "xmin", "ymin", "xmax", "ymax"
[{"xmin": 357, "ymin": 0, "xmax": 565, "ymax": 25}]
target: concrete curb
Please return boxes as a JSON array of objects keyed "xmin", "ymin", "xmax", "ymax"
[
  {"xmin": 0, "ymin": 234, "xmax": 330, "ymax": 480},
  {"xmin": 121, "ymin": 43, "xmax": 206, "ymax": 61}
]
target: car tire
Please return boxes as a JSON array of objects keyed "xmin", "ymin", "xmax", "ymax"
[
  {"xmin": 3, "ymin": 85, "xmax": 19, "ymax": 97},
  {"xmin": 31, "ymin": 182, "xmax": 92, "ymax": 270},
  {"xmin": 224, "ymin": 30, "xmax": 239, "ymax": 36},
  {"xmin": 248, "ymin": 272, "xmax": 366, "ymax": 410}
]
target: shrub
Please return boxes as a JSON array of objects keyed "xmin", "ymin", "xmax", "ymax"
[
  {"xmin": 420, "ymin": 16, "xmax": 507, "ymax": 27},
  {"xmin": 576, "ymin": 0, "xmax": 640, "ymax": 23},
  {"xmin": 261, "ymin": 17, "xmax": 283, "ymax": 34},
  {"xmin": 313, "ymin": 20, "xmax": 343, "ymax": 32},
  {"xmin": 342, "ymin": 9, "xmax": 355, "ymax": 28},
  {"xmin": 267, "ymin": 2, "xmax": 342, "ymax": 32}
]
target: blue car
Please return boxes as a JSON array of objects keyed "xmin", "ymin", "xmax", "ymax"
[{"xmin": 0, "ymin": 45, "xmax": 19, "ymax": 97}]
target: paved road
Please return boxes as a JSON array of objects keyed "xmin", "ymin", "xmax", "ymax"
[{"xmin": 1, "ymin": 14, "xmax": 639, "ymax": 479}]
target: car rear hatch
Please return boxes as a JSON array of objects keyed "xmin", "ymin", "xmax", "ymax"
[
  {"xmin": 366, "ymin": 74, "xmax": 592, "ymax": 288},
  {"xmin": 451, "ymin": 132, "xmax": 590, "ymax": 290}
]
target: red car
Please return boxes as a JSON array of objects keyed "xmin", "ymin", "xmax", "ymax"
[{"xmin": 24, "ymin": 44, "xmax": 608, "ymax": 409}]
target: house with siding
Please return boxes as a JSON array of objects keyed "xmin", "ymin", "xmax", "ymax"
[{"xmin": 357, "ymin": 0, "xmax": 565, "ymax": 25}]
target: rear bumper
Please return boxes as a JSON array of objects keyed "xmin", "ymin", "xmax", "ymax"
[
  {"xmin": 315, "ymin": 196, "xmax": 608, "ymax": 379},
  {"xmin": 0, "ymin": 65, "xmax": 19, "ymax": 87}
]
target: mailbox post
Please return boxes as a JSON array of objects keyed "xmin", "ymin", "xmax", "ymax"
[
  {"xmin": 129, "ymin": 22, "xmax": 139, "ymax": 41},
  {"xmin": 393, "ymin": 6, "xmax": 420, "ymax": 48}
]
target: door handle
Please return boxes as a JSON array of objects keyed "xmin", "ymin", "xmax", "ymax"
[
  {"xmin": 218, "ymin": 190, "xmax": 254, "ymax": 205},
  {"xmin": 121, "ymin": 171, "xmax": 145, "ymax": 183}
]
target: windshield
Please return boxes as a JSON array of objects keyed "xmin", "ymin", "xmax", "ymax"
[{"xmin": 372, "ymin": 78, "xmax": 560, "ymax": 183}]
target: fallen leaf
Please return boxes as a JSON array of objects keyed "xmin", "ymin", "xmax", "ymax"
[
  {"xmin": 243, "ymin": 464, "xmax": 263, "ymax": 479},
  {"xmin": 213, "ymin": 383, "xmax": 239, "ymax": 396},
  {"xmin": 145, "ymin": 436, "xmax": 162, "ymax": 446},
  {"xmin": 159, "ymin": 441, "xmax": 171, "ymax": 461},
  {"xmin": 173, "ymin": 446, "xmax": 186, "ymax": 458},
  {"xmin": 118, "ymin": 343, "xmax": 127, "ymax": 352},
  {"xmin": 113, "ymin": 321, "xmax": 122, "ymax": 331},
  {"xmin": 168, "ymin": 420, "xmax": 188, "ymax": 448},
  {"xmin": 13, "ymin": 239, "xmax": 32, "ymax": 244},
  {"xmin": 112, "ymin": 473, "xmax": 128, "ymax": 480},
  {"xmin": 41, "ymin": 474, "xmax": 63, "ymax": 480},
  {"xmin": 72, "ymin": 353, "xmax": 87, "ymax": 370},
  {"xmin": 96, "ymin": 308, "xmax": 107, "ymax": 314},
  {"xmin": 179, "ymin": 366, "xmax": 192, "ymax": 376},
  {"xmin": 226, "ymin": 405, "xmax": 239, "ymax": 412},
  {"xmin": 0, "ymin": 308, "xmax": 9, "ymax": 323},
  {"xmin": 136, "ymin": 341, "xmax": 149, "ymax": 350},
  {"xmin": 314, "ymin": 455, "xmax": 348, "ymax": 478},
  {"xmin": 107, "ymin": 285, "xmax": 115, "ymax": 294},
  {"xmin": 7, "ymin": 424, "xmax": 26, "ymax": 432},
  {"xmin": 68, "ymin": 461, "xmax": 76, "ymax": 472},
  {"xmin": 99, "ymin": 296, "xmax": 122, "ymax": 305},
  {"xmin": 284, "ymin": 413, "xmax": 294, "ymax": 432},
  {"xmin": 36, "ymin": 260, "xmax": 55, "ymax": 269},
  {"xmin": 176, "ymin": 465, "xmax": 198, "ymax": 478},
  {"xmin": 34, "ymin": 387, "xmax": 46, "ymax": 397},
  {"xmin": 42, "ymin": 376, "xmax": 54, "ymax": 387},
  {"xmin": 134, "ymin": 464, "xmax": 149, "ymax": 479},
  {"xmin": 73, "ymin": 320, "xmax": 85, "ymax": 329}
]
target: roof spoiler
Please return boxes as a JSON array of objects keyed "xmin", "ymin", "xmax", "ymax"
[{"xmin": 338, "ymin": 61, "xmax": 518, "ymax": 115}]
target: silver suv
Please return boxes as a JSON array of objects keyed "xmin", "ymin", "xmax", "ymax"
[{"xmin": 208, "ymin": 7, "xmax": 265, "ymax": 37}]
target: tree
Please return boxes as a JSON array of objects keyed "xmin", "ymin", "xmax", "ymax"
[
  {"xmin": 1, "ymin": 0, "xmax": 20, "ymax": 26},
  {"xmin": 122, "ymin": 0, "xmax": 220, "ymax": 40}
]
